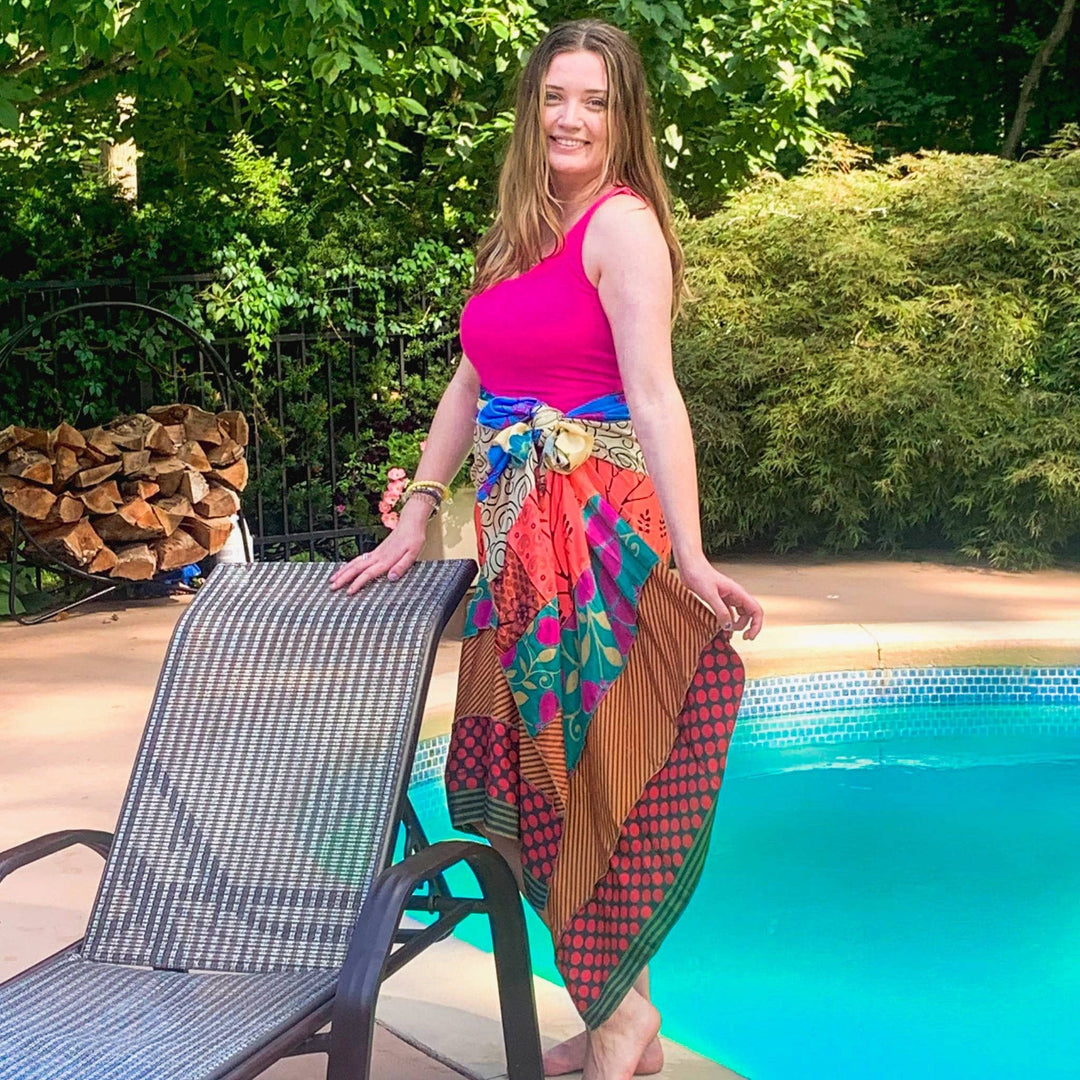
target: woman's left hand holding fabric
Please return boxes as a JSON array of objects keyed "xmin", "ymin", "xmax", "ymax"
[{"xmin": 677, "ymin": 555, "xmax": 765, "ymax": 639}]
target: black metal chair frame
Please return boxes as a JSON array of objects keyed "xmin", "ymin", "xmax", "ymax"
[
  {"xmin": 0, "ymin": 301, "xmax": 251, "ymax": 625},
  {"xmin": 0, "ymin": 801, "xmax": 543, "ymax": 1079}
]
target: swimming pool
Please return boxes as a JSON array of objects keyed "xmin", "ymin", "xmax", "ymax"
[{"xmin": 406, "ymin": 686, "xmax": 1080, "ymax": 1080}]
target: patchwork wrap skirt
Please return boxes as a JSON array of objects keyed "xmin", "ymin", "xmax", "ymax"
[{"xmin": 445, "ymin": 391, "xmax": 745, "ymax": 1029}]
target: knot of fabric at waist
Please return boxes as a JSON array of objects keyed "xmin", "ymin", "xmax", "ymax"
[
  {"xmin": 475, "ymin": 391, "xmax": 631, "ymax": 501},
  {"xmin": 495, "ymin": 409, "xmax": 594, "ymax": 474}
]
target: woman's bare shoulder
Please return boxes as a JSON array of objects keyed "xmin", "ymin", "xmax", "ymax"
[
  {"xmin": 583, "ymin": 191, "xmax": 667, "ymax": 285},
  {"xmin": 589, "ymin": 191, "xmax": 661, "ymax": 244},
  {"xmin": 597, "ymin": 189, "xmax": 651, "ymax": 219}
]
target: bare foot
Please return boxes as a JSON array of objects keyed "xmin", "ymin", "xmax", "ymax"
[
  {"xmin": 544, "ymin": 1029, "xmax": 664, "ymax": 1076},
  {"xmin": 581, "ymin": 990, "xmax": 662, "ymax": 1080}
]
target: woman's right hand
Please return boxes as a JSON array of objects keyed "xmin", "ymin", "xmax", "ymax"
[{"xmin": 329, "ymin": 501, "xmax": 430, "ymax": 595}]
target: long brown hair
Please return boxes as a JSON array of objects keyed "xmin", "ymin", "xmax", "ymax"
[{"xmin": 470, "ymin": 19, "xmax": 687, "ymax": 319}]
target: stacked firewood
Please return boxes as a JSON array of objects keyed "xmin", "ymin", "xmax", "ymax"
[{"xmin": 0, "ymin": 405, "xmax": 248, "ymax": 580}]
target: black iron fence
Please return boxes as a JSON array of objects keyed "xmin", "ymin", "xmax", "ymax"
[{"xmin": 0, "ymin": 275, "xmax": 458, "ymax": 562}]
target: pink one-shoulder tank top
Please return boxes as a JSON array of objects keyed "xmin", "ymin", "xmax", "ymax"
[{"xmin": 459, "ymin": 185, "xmax": 645, "ymax": 413}]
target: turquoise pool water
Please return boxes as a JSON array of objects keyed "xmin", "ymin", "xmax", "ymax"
[{"xmin": 407, "ymin": 703, "xmax": 1080, "ymax": 1080}]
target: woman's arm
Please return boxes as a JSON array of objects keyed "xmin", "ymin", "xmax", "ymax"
[
  {"xmin": 591, "ymin": 196, "xmax": 764, "ymax": 639},
  {"xmin": 329, "ymin": 354, "xmax": 481, "ymax": 594},
  {"xmin": 407, "ymin": 353, "xmax": 481, "ymax": 499}
]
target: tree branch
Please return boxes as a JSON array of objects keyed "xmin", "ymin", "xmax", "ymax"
[
  {"xmin": 28, "ymin": 53, "xmax": 138, "ymax": 108},
  {"xmin": 1, "ymin": 46, "xmax": 49, "ymax": 78},
  {"xmin": 1002, "ymin": 0, "xmax": 1077, "ymax": 159},
  {"xmin": 25, "ymin": 35, "xmax": 188, "ymax": 110}
]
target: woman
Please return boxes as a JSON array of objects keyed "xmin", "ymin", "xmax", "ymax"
[{"xmin": 331, "ymin": 18, "xmax": 763, "ymax": 1080}]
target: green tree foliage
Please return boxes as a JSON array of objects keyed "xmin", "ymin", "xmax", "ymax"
[
  {"xmin": 676, "ymin": 141, "xmax": 1080, "ymax": 567},
  {"xmin": 824, "ymin": 0, "xmax": 1080, "ymax": 160},
  {"xmin": 0, "ymin": 0, "xmax": 537, "ymax": 200},
  {"xmin": 0, "ymin": 0, "xmax": 869, "ymax": 216},
  {"xmin": 0, "ymin": 138, "xmax": 473, "ymax": 529}
]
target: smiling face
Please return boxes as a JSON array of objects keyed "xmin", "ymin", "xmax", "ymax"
[{"xmin": 542, "ymin": 50, "xmax": 610, "ymax": 191}]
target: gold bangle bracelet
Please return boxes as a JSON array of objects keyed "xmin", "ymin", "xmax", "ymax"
[{"xmin": 405, "ymin": 479, "xmax": 451, "ymax": 500}]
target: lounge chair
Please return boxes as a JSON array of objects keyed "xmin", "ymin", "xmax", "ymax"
[{"xmin": 0, "ymin": 559, "xmax": 543, "ymax": 1080}]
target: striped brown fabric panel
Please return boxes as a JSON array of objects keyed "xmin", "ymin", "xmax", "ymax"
[
  {"xmin": 520, "ymin": 704, "xmax": 570, "ymax": 813},
  {"xmin": 454, "ymin": 632, "xmax": 507, "ymax": 719},
  {"xmin": 547, "ymin": 566, "xmax": 721, "ymax": 932}
]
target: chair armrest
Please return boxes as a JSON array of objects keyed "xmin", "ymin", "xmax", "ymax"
[
  {"xmin": 336, "ymin": 839, "xmax": 508, "ymax": 996},
  {"xmin": 329, "ymin": 839, "xmax": 541, "ymax": 1080},
  {"xmin": 0, "ymin": 830, "xmax": 113, "ymax": 884}
]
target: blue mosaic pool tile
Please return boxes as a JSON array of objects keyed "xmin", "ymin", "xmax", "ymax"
[
  {"xmin": 738, "ymin": 665, "xmax": 1080, "ymax": 722},
  {"xmin": 408, "ymin": 665, "xmax": 1080, "ymax": 786},
  {"xmin": 410, "ymin": 732, "xmax": 451, "ymax": 787}
]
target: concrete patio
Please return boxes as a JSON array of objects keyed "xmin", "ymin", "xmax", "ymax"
[{"xmin": 2, "ymin": 552, "xmax": 1079, "ymax": 1077}]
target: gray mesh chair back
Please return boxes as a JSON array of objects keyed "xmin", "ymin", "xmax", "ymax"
[{"xmin": 79, "ymin": 559, "xmax": 474, "ymax": 975}]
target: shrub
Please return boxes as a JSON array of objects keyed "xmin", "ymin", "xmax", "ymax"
[{"xmin": 677, "ymin": 143, "xmax": 1080, "ymax": 567}]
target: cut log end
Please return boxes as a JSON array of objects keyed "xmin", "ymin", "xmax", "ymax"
[
  {"xmin": 183, "ymin": 407, "xmax": 224, "ymax": 446},
  {"xmin": 217, "ymin": 411, "xmax": 249, "ymax": 447},
  {"xmin": 55, "ymin": 446, "xmax": 81, "ymax": 486},
  {"xmin": 94, "ymin": 497, "xmax": 165, "ymax": 543},
  {"xmin": 155, "ymin": 530, "xmax": 209, "ymax": 572},
  {"xmin": 2, "ymin": 482, "xmax": 57, "ymax": 521},
  {"xmin": 121, "ymin": 479, "xmax": 161, "ymax": 501},
  {"xmin": 179, "ymin": 468, "xmax": 210, "ymax": 506},
  {"xmin": 211, "ymin": 457, "xmax": 248, "ymax": 492},
  {"xmin": 185, "ymin": 515, "xmax": 233, "ymax": 555},
  {"xmin": 194, "ymin": 486, "xmax": 240, "ymax": 518},
  {"xmin": 78, "ymin": 480, "xmax": 122, "ymax": 516},
  {"xmin": 0, "ymin": 425, "xmax": 30, "ymax": 456},
  {"xmin": 151, "ymin": 494, "xmax": 194, "ymax": 537},
  {"xmin": 7, "ymin": 447, "xmax": 54, "ymax": 486},
  {"xmin": 110, "ymin": 543, "xmax": 157, "ymax": 580},
  {"xmin": 83, "ymin": 427, "xmax": 122, "ymax": 459},
  {"xmin": 73, "ymin": 461, "xmax": 122, "ymax": 488},
  {"xmin": 88, "ymin": 545, "xmax": 119, "ymax": 575},
  {"xmin": 177, "ymin": 440, "xmax": 212, "ymax": 472},
  {"xmin": 36, "ymin": 520, "xmax": 104, "ymax": 567},
  {"xmin": 52, "ymin": 422, "xmax": 86, "ymax": 451}
]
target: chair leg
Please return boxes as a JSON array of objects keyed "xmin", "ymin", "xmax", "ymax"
[
  {"xmin": 327, "ymin": 952, "xmax": 381, "ymax": 1080},
  {"xmin": 465, "ymin": 845, "xmax": 545, "ymax": 1079},
  {"xmin": 328, "ymin": 839, "xmax": 543, "ymax": 1080}
]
